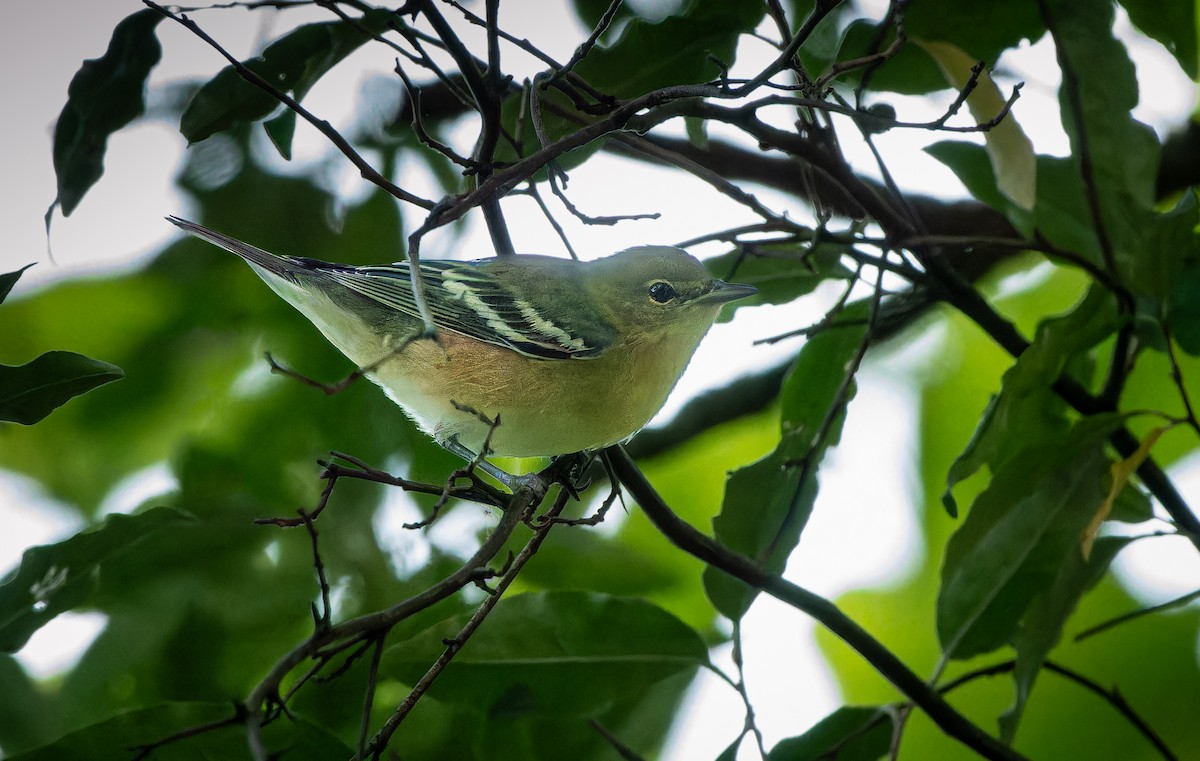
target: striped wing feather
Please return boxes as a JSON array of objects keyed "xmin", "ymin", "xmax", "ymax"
[{"xmin": 327, "ymin": 261, "xmax": 611, "ymax": 360}]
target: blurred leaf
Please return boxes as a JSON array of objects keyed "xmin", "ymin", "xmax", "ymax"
[
  {"xmin": 704, "ymin": 304, "xmax": 868, "ymax": 620},
  {"xmin": 0, "ymin": 507, "xmax": 192, "ymax": 652},
  {"xmin": 1109, "ymin": 473, "xmax": 1154, "ymax": 524},
  {"xmin": 707, "ymin": 244, "xmax": 854, "ymax": 322},
  {"xmin": 0, "ymin": 264, "xmax": 35, "ymax": 305},
  {"xmin": 0, "ymin": 164, "xmax": 429, "ymax": 511},
  {"xmin": 0, "ymin": 351, "xmax": 124, "ymax": 425},
  {"xmin": 180, "ymin": 9, "xmax": 392, "ymax": 143},
  {"xmin": 942, "ymin": 286, "xmax": 1120, "ymax": 515},
  {"xmin": 1130, "ymin": 190, "xmax": 1199, "ymax": 301},
  {"xmin": 767, "ymin": 706, "xmax": 892, "ymax": 760},
  {"xmin": 938, "ymin": 415, "xmax": 1124, "ymax": 660},
  {"xmin": 1119, "ymin": 0, "xmax": 1198, "ymax": 78},
  {"xmin": 383, "ymin": 591, "xmax": 708, "ymax": 717},
  {"xmin": 1168, "ymin": 259, "xmax": 1200, "ymax": 355},
  {"xmin": 917, "ymin": 41, "xmax": 1035, "ymax": 211},
  {"xmin": 1033, "ymin": 156, "xmax": 1107, "ymax": 262},
  {"xmin": 51, "ymin": 9, "xmax": 162, "ymax": 216},
  {"xmin": 999, "ymin": 536, "xmax": 1132, "ymax": 743},
  {"xmin": 0, "ymin": 654, "xmax": 57, "ymax": 754},
  {"xmin": 7, "ymin": 702, "xmax": 353, "ymax": 761}
]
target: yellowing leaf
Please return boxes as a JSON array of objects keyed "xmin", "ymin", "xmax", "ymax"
[
  {"xmin": 1081, "ymin": 426, "xmax": 1166, "ymax": 559},
  {"xmin": 918, "ymin": 39, "xmax": 1036, "ymax": 211}
]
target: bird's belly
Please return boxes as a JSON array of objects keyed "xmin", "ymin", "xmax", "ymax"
[{"xmin": 370, "ymin": 333, "xmax": 668, "ymax": 457}]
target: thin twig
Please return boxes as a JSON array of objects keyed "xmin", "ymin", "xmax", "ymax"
[
  {"xmin": 548, "ymin": 170, "xmax": 661, "ymax": 226},
  {"xmin": 542, "ymin": 474, "xmax": 621, "ymax": 526},
  {"xmin": 516, "ymin": 181, "xmax": 580, "ymax": 259},
  {"xmin": 358, "ymin": 486, "xmax": 570, "ymax": 757},
  {"xmin": 731, "ymin": 620, "xmax": 767, "ymax": 759},
  {"xmin": 130, "ymin": 711, "xmax": 245, "ymax": 760},
  {"xmin": 928, "ymin": 660, "xmax": 1179, "ymax": 761},
  {"xmin": 766, "ymin": 250, "xmax": 886, "ymax": 561},
  {"xmin": 816, "ymin": 22, "xmax": 906, "ymax": 90},
  {"xmin": 589, "ymin": 719, "xmax": 648, "ymax": 761},
  {"xmin": 299, "ymin": 509, "xmax": 333, "ymax": 631},
  {"xmin": 556, "ymin": 0, "xmax": 623, "ymax": 78},
  {"xmin": 1075, "ymin": 587, "xmax": 1200, "ymax": 642},
  {"xmin": 612, "ymin": 133, "xmax": 783, "ymax": 222},
  {"xmin": 392, "ymin": 61, "xmax": 474, "ymax": 167},
  {"xmin": 355, "ymin": 636, "xmax": 386, "ymax": 759},
  {"xmin": 1161, "ymin": 320, "xmax": 1200, "ymax": 437},
  {"xmin": 445, "ymin": 0, "xmax": 611, "ymax": 106}
]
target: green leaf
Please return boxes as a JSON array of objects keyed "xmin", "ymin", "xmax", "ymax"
[
  {"xmin": 0, "ymin": 507, "xmax": 192, "ymax": 652},
  {"xmin": 0, "ymin": 264, "xmax": 35, "ymax": 306},
  {"xmin": 383, "ymin": 591, "xmax": 708, "ymax": 717},
  {"xmin": 572, "ymin": 0, "xmax": 764, "ymax": 97},
  {"xmin": 7, "ymin": 702, "xmax": 353, "ymax": 761},
  {"xmin": 937, "ymin": 415, "xmax": 1124, "ymax": 660},
  {"xmin": 264, "ymin": 110, "xmax": 297, "ymax": 161},
  {"xmin": 1131, "ymin": 190, "xmax": 1200, "ymax": 301},
  {"xmin": 942, "ymin": 286, "xmax": 1120, "ymax": 515},
  {"xmin": 1033, "ymin": 156, "xmax": 1106, "ymax": 262},
  {"xmin": 767, "ymin": 706, "xmax": 892, "ymax": 761},
  {"xmin": 1168, "ymin": 260, "xmax": 1200, "ymax": 355},
  {"xmin": 51, "ymin": 9, "xmax": 162, "ymax": 216},
  {"xmin": 707, "ymin": 244, "xmax": 855, "ymax": 322},
  {"xmin": 0, "ymin": 654, "xmax": 57, "ymax": 754},
  {"xmin": 999, "ymin": 536, "xmax": 1133, "ymax": 743},
  {"xmin": 832, "ymin": 1, "xmax": 1042, "ymax": 94},
  {"xmin": 714, "ymin": 736, "xmax": 743, "ymax": 761},
  {"xmin": 180, "ymin": 9, "xmax": 392, "ymax": 143},
  {"xmin": 504, "ymin": 0, "xmax": 763, "ymax": 164},
  {"xmin": 917, "ymin": 41, "xmax": 1035, "ymax": 211},
  {"xmin": 0, "ymin": 351, "xmax": 124, "ymax": 425},
  {"xmin": 1119, "ymin": 0, "xmax": 1198, "ymax": 78},
  {"xmin": 1046, "ymin": 0, "xmax": 1159, "ymax": 276},
  {"xmin": 1109, "ymin": 480, "xmax": 1153, "ymax": 523},
  {"xmin": 570, "ymin": 0, "xmax": 635, "ymax": 32},
  {"xmin": 704, "ymin": 305, "xmax": 868, "ymax": 620},
  {"xmin": 925, "ymin": 141, "xmax": 1034, "ymax": 238}
]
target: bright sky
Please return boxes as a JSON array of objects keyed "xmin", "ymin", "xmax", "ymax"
[{"xmin": 1, "ymin": 3, "xmax": 1197, "ymax": 760}]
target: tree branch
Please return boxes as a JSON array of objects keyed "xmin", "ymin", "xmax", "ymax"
[{"xmin": 606, "ymin": 445, "xmax": 1028, "ymax": 761}]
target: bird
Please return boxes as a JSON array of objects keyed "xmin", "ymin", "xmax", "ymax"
[{"xmin": 168, "ymin": 216, "xmax": 756, "ymax": 473}]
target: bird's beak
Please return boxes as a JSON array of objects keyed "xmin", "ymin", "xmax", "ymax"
[{"xmin": 698, "ymin": 280, "xmax": 758, "ymax": 304}]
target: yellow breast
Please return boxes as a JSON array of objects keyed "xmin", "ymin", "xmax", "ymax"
[{"xmin": 368, "ymin": 330, "xmax": 687, "ymax": 457}]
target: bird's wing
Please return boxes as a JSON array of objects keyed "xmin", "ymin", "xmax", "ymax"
[{"xmin": 326, "ymin": 261, "xmax": 614, "ymax": 360}]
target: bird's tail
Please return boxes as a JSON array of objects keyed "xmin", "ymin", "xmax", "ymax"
[{"xmin": 167, "ymin": 216, "xmax": 299, "ymax": 280}]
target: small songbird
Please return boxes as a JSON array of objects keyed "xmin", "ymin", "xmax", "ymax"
[{"xmin": 169, "ymin": 217, "xmax": 755, "ymax": 468}]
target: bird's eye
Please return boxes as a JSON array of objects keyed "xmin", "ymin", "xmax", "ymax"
[{"xmin": 648, "ymin": 281, "xmax": 677, "ymax": 304}]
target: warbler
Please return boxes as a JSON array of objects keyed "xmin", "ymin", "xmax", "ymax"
[{"xmin": 169, "ymin": 216, "xmax": 755, "ymax": 463}]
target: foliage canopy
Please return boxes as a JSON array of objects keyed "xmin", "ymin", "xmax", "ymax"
[{"xmin": 3, "ymin": 1, "xmax": 1200, "ymax": 759}]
